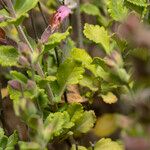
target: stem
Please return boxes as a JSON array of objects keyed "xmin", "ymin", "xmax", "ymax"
[
  {"xmin": 5, "ymin": 0, "xmax": 54, "ymax": 104},
  {"xmin": 30, "ymin": 10, "xmax": 38, "ymax": 42},
  {"xmin": 38, "ymin": 2, "xmax": 48, "ymax": 27},
  {"xmin": 76, "ymin": 0, "xmax": 84, "ymax": 48}
]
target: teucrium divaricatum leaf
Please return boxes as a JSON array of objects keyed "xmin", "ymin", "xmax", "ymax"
[
  {"xmin": 0, "ymin": 46, "xmax": 19, "ymax": 67},
  {"xmin": 108, "ymin": 0, "xmax": 128, "ymax": 21},
  {"xmin": 83, "ymin": 23, "xmax": 110, "ymax": 54}
]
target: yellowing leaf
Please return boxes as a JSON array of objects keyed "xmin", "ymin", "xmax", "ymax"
[
  {"xmin": 83, "ymin": 24, "xmax": 110, "ymax": 54},
  {"xmin": 93, "ymin": 114, "xmax": 118, "ymax": 137},
  {"xmin": 1, "ymin": 88, "xmax": 8, "ymax": 98},
  {"xmin": 71, "ymin": 145, "xmax": 87, "ymax": 150},
  {"xmin": 93, "ymin": 138, "xmax": 124, "ymax": 150},
  {"xmin": 101, "ymin": 92, "xmax": 117, "ymax": 104}
]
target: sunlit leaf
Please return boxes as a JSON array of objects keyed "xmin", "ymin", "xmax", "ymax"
[
  {"xmin": 101, "ymin": 92, "xmax": 118, "ymax": 104},
  {"xmin": 0, "ymin": 46, "xmax": 18, "ymax": 67},
  {"xmin": 84, "ymin": 23, "xmax": 110, "ymax": 53},
  {"xmin": 93, "ymin": 114, "xmax": 118, "ymax": 137},
  {"xmin": 91, "ymin": 138, "xmax": 124, "ymax": 150}
]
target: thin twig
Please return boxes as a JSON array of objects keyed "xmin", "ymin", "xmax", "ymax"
[
  {"xmin": 30, "ymin": 10, "xmax": 38, "ymax": 42},
  {"xmin": 38, "ymin": 2, "xmax": 48, "ymax": 27},
  {"xmin": 0, "ymin": 0, "xmax": 9, "ymax": 13},
  {"xmin": 76, "ymin": 0, "xmax": 84, "ymax": 48}
]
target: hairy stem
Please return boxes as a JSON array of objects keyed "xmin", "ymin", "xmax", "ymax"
[{"xmin": 5, "ymin": 0, "xmax": 54, "ymax": 104}]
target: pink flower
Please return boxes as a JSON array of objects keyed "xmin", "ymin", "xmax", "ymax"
[{"xmin": 51, "ymin": 5, "xmax": 71, "ymax": 30}]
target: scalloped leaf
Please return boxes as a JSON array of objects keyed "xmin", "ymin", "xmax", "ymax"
[
  {"xmin": 71, "ymin": 145, "xmax": 87, "ymax": 150},
  {"xmin": 92, "ymin": 138, "xmax": 124, "ymax": 150},
  {"xmin": 101, "ymin": 92, "xmax": 118, "ymax": 104},
  {"xmin": 44, "ymin": 27, "xmax": 71, "ymax": 51},
  {"xmin": 56, "ymin": 59, "xmax": 84, "ymax": 100},
  {"xmin": 14, "ymin": 0, "xmax": 39, "ymax": 18},
  {"xmin": 108, "ymin": 0, "xmax": 128, "ymax": 21},
  {"xmin": 80, "ymin": 3, "xmax": 100, "ymax": 16},
  {"xmin": 74, "ymin": 111, "xmax": 96, "ymax": 134},
  {"xmin": 0, "ymin": 0, "xmax": 39, "ymax": 27},
  {"xmin": 79, "ymin": 75, "xmax": 98, "ymax": 91},
  {"xmin": 0, "ymin": 46, "xmax": 19, "ymax": 67},
  {"xmin": 83, "ymin": 23, "xmax": 110, "ymax": 54},
  {"xmin": 126, "ymin": 0, "xmax": 147, "ymax": 6},
  {"xmin": 67, "ymin": 103, "xmax": 84, "ymax": 123},
  {"xmin": 70, "ymin": 48, "xmax": 93, "ymax": 67},
  {"xmin": 44, "ymin": 111, "xmax": 74, "ymax": 141},
  {"xmin": 6, "ymin": 131, "xmax": 18, "ymax": 148}
]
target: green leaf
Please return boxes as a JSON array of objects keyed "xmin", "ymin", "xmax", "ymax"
[
  {"xmin": 44, "ymin": 111, "xmax": 74, "ymax": 141},
  {"xmin": 6, "ymin": 131, "xmax": 18, "ymax": 148},
  {"xmin": 91, "ymin": 138, "xmax": 124, "ymax": 150},
  {"xmin": 0, "ymin": 0, "xmax": 39, "ymax": 27},
  {"xmin": 44, "ymin": 27, "xmax": 71, "ymax": 51},
  {"xmin": 83, "ymin": 24, "xmax": 110, "ymax": 54},
  {"xmin": 74, "ymin": 111, "xmax": 96, "ymax": 134},
  {"xmin": 80, "ymin": 3, "xmax": 100, "ymax": 16},
  {"xmin": 79, "ymin": 75, "xmax": 98, "ymax": 91},
  {"xmin": 0, "ymin": 128, "xmax": 4, "ymax": 136},
  {"xmin": 70, "ymin": 48, "xmax": 93, "ymax": 67},
  {"xmin": 14, "ymin": 0, "xmax": 39, "ymax": 18},
  {"xmin": 108, "ymin": 0, "xmax": 128, "ymax": 21},
  {"xmin": 71, "ymin": 145, "xmax": 87, "ymax": 150},
  {"xmin": 19, "ymin": 142, "xmax": 41, "ymax": 150},
  {"xmin": 10, "ymin": 71, "xmax": 28, "ymax": 83},
  {"xmin": 93, "ymin": 114, "xmax": 118, "ymax": 137},
  {"xmin": 67, "ymin": 103, "xmax": 84, "ymax": 123},
  {"xmin": 101, "ymin": 92, "xmax": 118, "ymax": 104},
  {"xmin": 126, "ymin": 0, "xmax": 147, "ymax": 6},
  {"xmin": 56, "ymin": 59, "xmax": 84, "ymax": 99},
  {"xmin": 0, "ymin": 46, "xmax": 19, "ymax": 67}
]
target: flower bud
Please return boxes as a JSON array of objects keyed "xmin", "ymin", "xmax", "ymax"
[
  {"xmin": 8, "ymin": 80, "xmax": 21, "ymax": 91},
  {"xmin": 18, "ymin": 42, "xmax": 31, "ymax": 55},
  {"xmin": 18, "ymin": 56, "xmax": 30, "ymax": 67},
  {"xmin": 51, "ymin": 5, "xmax": 71, "ymax": 31},
  {"xmin": 27, "ymin": 80, "xmax": 36, "ymax": 90}
]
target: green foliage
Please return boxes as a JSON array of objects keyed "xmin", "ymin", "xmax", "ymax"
[
  {"xmin": 79, "ymin": 75, "xmax": 98, "ymax": 91},
  {"xmin": 0, "ymin": 0, "xmax": 39, "ymax": 27},
  {"xmin": 10, "ymin": 71, "xmax": 28, "ymax": 83},
  {"xmin": 56, "ymin": 59, "xmax": 84, "ymax": 100},
  {"xmin": 0, "ymin": 46, "xmax": 19, "ymax": 66},
  {"xmin": 0, "ymin": 128, "xmax": 18, "ymax": 149},
  {"xmin": 74, "ymin": 111, "xmax": 96, "ymax": 134},
  {"xmin": 14, "ymin": 0, "xmax": 39, "ymax": 18},
  {"xmin": 108, "ymin": 0, "xmax": 128, "ymax": 21},
  {"xmin": 18, "ymin": 142, "xmax": 40, "ymax": 150},
  {"xmin": 80, "ymin": 3, "xmax": 100, "ymax": 16},
  {"xmin": 71, "ymin": 145, "xmax": 87, "ymax": 150},
  {"xmin": 83, "ymin": 23, "xmax": 110, "ymax": 54},
  {"xmin": 1, "ymin": 0, "xmax": 146, "ymax": 149},
  {"xmin": 44, "ymin": 27, "xmax": 71, "ymax": 51},
  {"xmin": 92, "ymin": 138, "xmax": 124, "ymax": 150},
  {"xmin": 44, "ymin": 111, "xmax": 74, "ymax": 141},
  {"xmin": 126, "ymin": 0, "xmax": 147, "ymax": 6}
]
